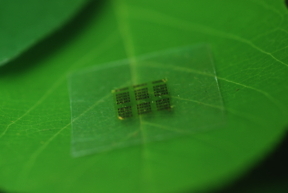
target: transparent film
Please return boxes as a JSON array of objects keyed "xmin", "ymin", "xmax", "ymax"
[{"xmin": 68, "ymin": 45, "xmax": 225, "ymax": 157}]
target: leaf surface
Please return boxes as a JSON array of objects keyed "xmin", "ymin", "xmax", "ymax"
[{"xmin": 0, "ymin": 0, "xmax": 288, "ymax": 193}]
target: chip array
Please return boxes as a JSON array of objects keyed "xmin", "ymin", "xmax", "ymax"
[{"xmin": 112, "ymin": 79, "xmax": 172, "ymax": 120}]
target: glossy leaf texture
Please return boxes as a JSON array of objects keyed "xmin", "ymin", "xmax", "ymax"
[
  {"xmin": 0, "ymin": 0, "xmax": 288, "ymax": 193},
  {"xmin": 0, "ymin": 0, "xmax": 89, "ymax": 65}
]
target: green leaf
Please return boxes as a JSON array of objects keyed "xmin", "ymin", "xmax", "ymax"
[
  {"xmin": 0, "ymin": 0, "xmax": 288, "ymax": 193},
  {"xmin": 0, "ymin": 0, "xmax": 89, "ymax": 66}
]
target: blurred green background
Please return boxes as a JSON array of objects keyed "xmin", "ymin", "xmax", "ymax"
[{"xmin": 0, "ymin": 0, "xmax": 287, "ymax": 193}]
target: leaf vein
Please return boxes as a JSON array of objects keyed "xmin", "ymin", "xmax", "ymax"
[
  {"xmin": 1, "ymin": 33, "xmax": 118, "ymax": 138},
  {"xmin": 143, "ymin": 62, "xmax": 288, "ymax": 117},
  {"xmin": 130, "ymin": 6, "xmax": 288, "ymax": 68}
]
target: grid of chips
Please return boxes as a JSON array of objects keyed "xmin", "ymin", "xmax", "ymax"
[{"xmin": 112, "ymin": 79, "xmax": 171, "ymax": 120}]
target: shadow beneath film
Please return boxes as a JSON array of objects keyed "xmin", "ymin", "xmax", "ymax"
[
  {"xmin": 285, "ymin": 0, "xmax": 288, "ymax": 9},
  {"xmin": 215, "ymin": 129, "xmax": 288, "ymax": 193},
  {"xmin": 0, "ymin": 0, "xmax": 106, "ymax": 77}
]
